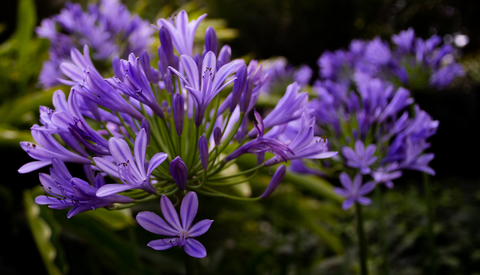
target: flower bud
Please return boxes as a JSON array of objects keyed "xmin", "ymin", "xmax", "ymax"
[
  {"xmin": 172, "ymin": 93, "xmax": 185, "ymax": 136},
  {"xmin": 140, "ymin": 50, "xmax": 153, "ymax": 83},
  {"xmin": 230, "ymin": 65, "xmax": 247, "ymax": 112},
  {"xmin": 205, "ymin": 27, "xmax": 218, "ymax": 56},
  {"xmin": 213, "ymin": 127, "xmax": 222, "ymax": 146},
  {"xmin": 198, "ymin": 135, "xmax": 209, "ymax": 170},
  {"xmin": 159, "ymin": 27, "xmax": 175, "ymax": 67},
  {"xmin": 260, "ymin": 165, "xmax": 286, "ymax": 198},
  {"xmin": 169, "ymin": 156, "xmax": 188, "ymax": 191}
]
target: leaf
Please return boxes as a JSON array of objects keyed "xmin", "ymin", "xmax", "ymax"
[
  {"xmin": 83, "ymin": 208, "xmax": 134, "ymax": 231},
  {"xmin": 283, "ymin": 172, "xmax": 343, "ymax": 203},
  {"xmin": 23, "ymin": 189, "xmax": 63, "ymax": 275},
  {"xmin": 15, "ymin": 0, "xmax": 36, "ymax": 90},
  {"xmin": 0, "ymin": 88, "xmax": 57, "ymax": 125}
]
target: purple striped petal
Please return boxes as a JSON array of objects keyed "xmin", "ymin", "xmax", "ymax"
[
  {"xmin": 184, "ymin": 238, "xmax": 207, "ymax": 258},
  {"xmin": 146, "ymin": 152, "xmax": 168, "ymax": 177},
  {"xmin": 147, "ymin": 238, "xmax": 176, "ymax": 251},
  {"xmin": 136, "ymin": 211, "xmax": 178, "ymax": 236},
  {"xmin": 160, "ymin": 195, "xmax": 182, "ymax": 230},
  {"xmin": 96, "ymin": 184, "xmax": 134, "ymax": 197},
  {"xmin": 180, "ymin": 192, "xmax": 198, "ymax": 230},
  {"xmin": 93, "ymin": 157, "xmax": 120, "ymax": 178},
  {"xmin": 180, "ymin": 55, "xmax": 199, "ymax": 90},
  {"xmin": 134, "ymin": 129, "xmax": 147, "ymax": 176},
  {"xmin": 108, "ymin": 137, "xmax": 135, "ymax": 166},
  {"xmin": 188, "ymin": 219, "xmax": 213, "ymax": 237},
  {"xmin": 342, "ymin": 197, "xmax": 356, "ymax": 210},
  {"xmin": 18, "ymin": 160, "xmax": 51, "ymax": 174}
]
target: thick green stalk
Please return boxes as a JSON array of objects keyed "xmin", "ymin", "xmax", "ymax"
[{"xmin": 356, "ymin": 203, "xmax": 369, "ymax": 275}]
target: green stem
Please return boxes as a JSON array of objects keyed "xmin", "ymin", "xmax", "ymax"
[
  {"xmin": 356, "ymin": 203, "xmax": 369, "ymax": 275},
  {"xmin": 424, "ymin": 173, "xmax": 436, "ymax": 275},
  {"xmin": 375, "ymin": 186, "xmax": 388, "ymax": 275}
]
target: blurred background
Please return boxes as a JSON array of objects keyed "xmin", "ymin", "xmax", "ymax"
[{"xmin": 1, "ymin": 0, "xmax": 479, "ymax": 274}]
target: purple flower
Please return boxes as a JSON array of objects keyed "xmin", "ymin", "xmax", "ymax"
[
  {"xmin": 248, "ymin": 82, "xmax": 307, "ymax": 137},
  {"xmin": 170, "ymin": 157, "xmax": 188, "ymax": 191},
  {"xmin": 156, "ymin": 11, "xmax": 207, "ymax": 57},
  {"xmin": 94, "ymin": 129, "xmax": 168, "ymax": 196},
  {"xmin": 392, "ymin": 28, "xmax": 415, "ymax": 52},
  {"xmin": 19, "ymin": 126, "xmax": 91, "ymax": 173},
  {"xmin": 225, "ymin": 110, "xmax": 291, "ymax": 162},
  {"xmin": 169, "ymin": 51, "xmax": 237, "ymax": 125},
  {"xmin": 372, "ymin": 163, "xmax": 402, "ymax": 189},
  {"xmin": 204, "ymin": 27, "xmax": 218, "ymax": 55},
  {"xmin": 334, "ymin": 173, "xmax": 375, "ymax": 210},
  {"xmin": 365, "ymin": 37, "xmax": 391, "ymax": 65},
  {"xmin": 264, "ymin": 113, "xmax": 338, "ymax": 166},
  {"xmin": 342, "ymin": 140, "xmax": 377, "ymax": 174},
  {"xmin": 136, "ymin": 192, "xmax": 213, "ymax": 258},
  {"xmin": 35, "ymin": 159, "xmax": 132, "ymax": 218}
]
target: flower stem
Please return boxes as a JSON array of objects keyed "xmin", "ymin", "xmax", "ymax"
[
  {"xmin": 375, "ymin": 186, "xmax": 388, "ymax": 275},
  {"xmin": 424, "ymin": 173, "xmax": 436, "ymax": 274},
  {"xmin": 356, "ymin": 202, "xmax": 369, "ymax": 275}
]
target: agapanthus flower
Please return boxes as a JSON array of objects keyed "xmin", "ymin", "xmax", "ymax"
[
  {"xmin": 334, "ymin": 173, "xmax": 375, "ymax": 210},
  {"xmin": 21, "ymin": 10, "xmax": 337, "ymax": 220},
  {"xmin": 36, "ymin": 0, "xmax": 154, "ymax": 88},
  {"xmin": 136, "ymin": 192, "xmax": 212, "ymax": 258},
  {"xmin": 317, "ymin": 28, "xmax": 464, "ymax": 89},
  {"xmin": 35, "ymin": 158, "xmax": 132, "ymax": 218},
  {"xmin": 294, "ymin": 72, "xmax": 438, "ymax": 210}
]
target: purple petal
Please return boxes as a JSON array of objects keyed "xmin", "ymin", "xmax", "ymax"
[
  {"xmin": 160, "ymin": 195, "xmax": 182, "ymax": 230},
  {"xmin": 136, "ymin": 211, "xmax": 178, "ymax": 236},
  {"xmin": 147, "ymin": 238, "xmax": 176, "ymax": 250},
  {"xmin": 188, "ymin": 219, "xmax": 213, "ymax": 237},
  {"xmin": 184, "ymin": 238, "xmax": 207, "ymax": 258},
  {"xmin": 180, "ymin": 192, "xmax": 198, "ymax": 230},
  {"xmin": 357, "ymin": 196, "xmax": 372, "ymax": 205},
  {"xmin": 342, "ymin": 197, "xmax": 355, "ymax": 210},
  {"xmin": 359, "ymin": 182, "xmax": 376, "ymax": 195},
  {"xmin": 109, "ymin": 137, "xmax": 135, "ymax": 165},
  {"xmin": 355, "ymin": 140, "xmax": 365, "ymax": 156},
  {"xmin": 134, "ymin": 129, "xmax": 147, "ymax": 176},
  {"xmin": 96, "ymin": 184, "xmax": 134, "ymax": 197},
  {"xmin": 339, "ymin": 173, "xmax": 352, "ymax": 191},
  {"xmin": 146, "ymin": 152, "xmax": 168, "ymax": 177},
  {"xmin": 353, "ymin": 174, "xmax": 363, "ymax": 192},
  {"xmin": 333, "ymin": 187, "xmax": 350, "ymax": 198},
  {"xmin": 180, "ymin": 55, "xmax": 199, "ymax": 90},
  {"xmin": 18, "ymin": 160, "xmax": 51, "ymax": 174},
  {"xmin": 93, "ymin": 157, "xmax": 119, "ymax": 178}
]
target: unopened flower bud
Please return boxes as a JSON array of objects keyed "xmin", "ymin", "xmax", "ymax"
[
  {"xmin": 198, "ymin": 135, "xmax": 209, "ymax": 170},
  {"xmin": 169, "ymin": 156, "xmax": 188, "ymax": 191}
]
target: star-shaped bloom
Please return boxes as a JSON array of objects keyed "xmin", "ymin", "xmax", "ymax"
[
  {"xmin": 94, "ymin": 129, "xmax": 168, "ymax": 196},
  {"xmin": 136, "ymin": 192, "xmax": 213, "ymax": 258},
  {"xmin": 342, "ymin": 140, "xmax": 377, "ymax": 174},
  {"xmin": 334, "ymin": 173, "xmax": 375, "ymax": 210}
]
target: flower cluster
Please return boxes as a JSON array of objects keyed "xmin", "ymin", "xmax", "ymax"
[
  {"xmin": 318, "ymin": 28, "xmax": 464, "ymax": 90},
  {"xmin": 302, "ymin": 77, "xmax": 439, "ymax": 209},
  {"xmin": 21, "ymin": 11, "xmax": 336, "ymax": 221},
  {"xmin": 36, "ymin": 0, "xmax": 154, "ymax": 88}
]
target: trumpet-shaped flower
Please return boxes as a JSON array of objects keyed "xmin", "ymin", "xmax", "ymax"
[
  {"xmin": 35, "ymin": 159, "xmax": 132, "ymax": 218},
  {"xmin": 94, "ymin": 129, "xmax": 168, "ymax": 196}
]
